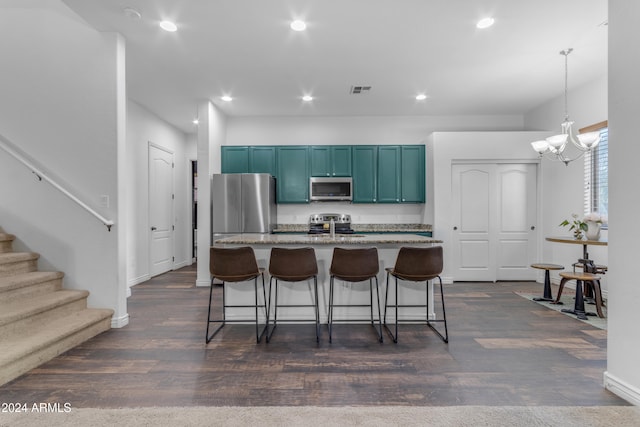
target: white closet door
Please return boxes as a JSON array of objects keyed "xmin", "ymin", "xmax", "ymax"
[
  {"xmin": 495, "ymin": 164, "xmax": 537, "ymax": 281},
  {"xmin": 452, "ymin": 163, "xmax": 537, "ymax": 282}
]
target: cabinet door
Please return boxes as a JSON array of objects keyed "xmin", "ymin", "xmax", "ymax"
[
  {"xmin": 352, "ymin": 146, "xmax": 377, "ymax": 203},
  {"xmin": 221, "ymin": 147, "xmax": 249, "ymax": 173},
  {"xmin": 276, "ymin": 146, "xmax": 309, "ymax": 203},
  {"xmin": 377, "ymin": 146, "xmax": 401, "ymax": 203},
  {"xmin": 400, "ymin": 145, "xmax": 425, "ymax": 202},
  {"xmin": 331, "ymin": 146, "xmax": 352, "ymax": 176},
  {"xmin": 249, "ymin": 146, "xmax": 277, "ymax": 176},
  {"xmin": 310, "ymin": 146, "xmax": 331, "ymax": 177}
]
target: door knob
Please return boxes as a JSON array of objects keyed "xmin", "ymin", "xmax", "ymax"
[
  {"xmin": 531, "ymin": 226, "xmax": 535, "ymax": 230},
  {"xmin": 453, "ymin": 226, "xmax": 458, "ymax": 230},
  {"xmin": 151, "ymin": 226, "xmax": 157, "ymax": 231}
]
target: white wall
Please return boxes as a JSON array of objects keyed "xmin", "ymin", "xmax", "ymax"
[
  {"xmin": 604, "ymin": 0, "xmax": 640, "ymax": 406},
  {"xmin": 126, "ymin": 101, "xmax": 191, "ymax": 286},
  {"xmin": 525, "ymin": 74, "xmax": 609, "ymax": 293},
  {"xmin": 195, "ymin": 101, "xmax": 227, "ymax": 287},
  {"xmin": 225, "ymin": 115, "xmax": 525, "ymax": 224},
  {"xmin": 0, "ymin": 2, "xmax": 126, "ymax": 325}
]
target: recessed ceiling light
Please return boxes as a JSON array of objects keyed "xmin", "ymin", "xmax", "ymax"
[
  {"xmin": 476, "ymin": 17, "xmax": 495, "ymax": 29},
  {"xmin": 290, "ymin": 20, "xmax": 307, "ymax": 31},
  {"xmin": 221, "ymin": 95, "xmax": 233, "ymax": 102},
  {"xmin": 415, "ymin": 94, "xmax": 427, "ymax": 101},
  {"xmin": 159, "ymin": 20, "xmax": 178, "ymax": 32},
  {"xmin": 302, "ymin": 95, "xmax": 313, "ymax": 102}
]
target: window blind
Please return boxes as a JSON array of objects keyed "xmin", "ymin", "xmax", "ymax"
[{"xmin": 583, "ymin": 126, "xmax": 608, "ymax": 219}]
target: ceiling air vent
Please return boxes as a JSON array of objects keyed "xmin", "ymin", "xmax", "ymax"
[{"xmin": 350, "ymin": 85, "xmax": 372, "ymax": 94}]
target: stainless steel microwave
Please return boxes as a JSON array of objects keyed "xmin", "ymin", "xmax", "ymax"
[{"xmin": 309, "ymin": 177, "xmax": 353, "ymax": 201}]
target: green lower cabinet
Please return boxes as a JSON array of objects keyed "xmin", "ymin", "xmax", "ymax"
[{"xmin": 276, "ymin": 146, "xmax": 309, "ymax": 203}]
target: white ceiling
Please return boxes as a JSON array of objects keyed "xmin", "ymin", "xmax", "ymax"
[{"xmin": 61, "ymin": 0, "xmax": 608, "ymax": 134}]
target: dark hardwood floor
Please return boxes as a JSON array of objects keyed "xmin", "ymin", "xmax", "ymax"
[{"xmin": 0, "ymin": 264, "xmax": 627, "ymax": 407}]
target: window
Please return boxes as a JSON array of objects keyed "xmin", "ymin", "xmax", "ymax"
[{"xmin": 582, "ymin": 121, "xmax": 608, "ymax": 222}]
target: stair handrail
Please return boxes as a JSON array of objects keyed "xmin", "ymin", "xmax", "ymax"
[{"xmin": 0, "ymin": 133, "xmax": 114, "ymax": 232}]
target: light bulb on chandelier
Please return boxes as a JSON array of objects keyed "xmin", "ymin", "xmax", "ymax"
[{"xmin": 530, "ymin": 48, "xmax": 601, "ymax": 165}]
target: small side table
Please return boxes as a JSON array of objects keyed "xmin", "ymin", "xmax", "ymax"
[{"xmin": 530, "ymin": 263, "xmax": 564, "ymax": 302}]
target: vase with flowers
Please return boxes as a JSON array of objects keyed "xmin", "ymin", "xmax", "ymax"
[
  {"xmin": 583, "ymin": 212, "xmax": 606, "ymax": 240},
  {"xmin": 560, "ymin": 213, "xmax": 607, "ymax": 240}
]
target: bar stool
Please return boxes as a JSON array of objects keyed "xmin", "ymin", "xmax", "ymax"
[
  {"xmin": 530, "ymin": 263, "xmax": 564, "ymax": 302},
  {"xmin": 206, "ymin": 246, "xmax": 268, "ymax": 343},
  {"xmin": 384, "ymin": 246, "xmax": 448, "ymax": 343},
  {"xmin": 553, "ymin": 267, "xmax": 605, "ymax": 320},
  {"xmin": 267, "ymin": 247, "xmax": 320, "ymax": 343},
  {"xmin": 328, "ymin": 247, "xmax": 383, "ymax": 343}
]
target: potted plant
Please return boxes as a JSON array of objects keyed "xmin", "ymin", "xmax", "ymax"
[{"xmin": 560, "ymin": 214, "xmax": 588, "ymax": 240}]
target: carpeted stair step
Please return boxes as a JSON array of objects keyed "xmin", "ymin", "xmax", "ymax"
[
  {"xmin": 0, "ymin": 289, "xmax": 90, "ymax": 340},
  {"xmin": 0, "ymin": 271, "xmax": 64, "ymax": 301},
  {"xmin": 0, "ymin": 307, "xmax": 114, "ymax": 386},
  {"xmin": 0, "ymin": 232, "xmax": 15, "ymax": 253},
  {"xmin": 0, "ymin": 252, "xmax": 39, "ymax": 277}
]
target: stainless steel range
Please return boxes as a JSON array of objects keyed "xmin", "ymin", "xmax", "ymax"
[{"xmin": 308, "ymin": 213, "xmax": 355, "ymax": 234}]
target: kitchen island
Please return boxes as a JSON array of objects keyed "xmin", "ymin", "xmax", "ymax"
[{"xmin": 213, "ymin": 233, "xmax": 443, "ymax": 324}]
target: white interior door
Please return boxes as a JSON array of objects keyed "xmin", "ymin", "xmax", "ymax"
[
  {"xmin": 149, "ymin": 143, "xmax": 174, "ymax": 277},
  {"xmin": 452, "ymin": 163, "xmax": 537, "ymax": 282},
  {"xmin": 496, "ymin": 164, "xmax": 537, "ymax": 281}
]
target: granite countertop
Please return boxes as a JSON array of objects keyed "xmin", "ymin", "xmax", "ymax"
[
  {"xmin": 273, "ymin": 223, "xmax": 432, "ymax": 233},
  {"xmin": 214, "ymin": 233, "xmax": 442, "ymax": 246}
]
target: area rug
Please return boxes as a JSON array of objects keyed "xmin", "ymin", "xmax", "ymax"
[
  {"xmin": 2, "ymin": 405, "xmax": 640, "ymax": 427},
  {"xmin": 516, "ymin": 292, "xmax": 607, "ymax": 330}
]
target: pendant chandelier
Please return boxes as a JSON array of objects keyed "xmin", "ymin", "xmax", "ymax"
[{"xmin": 530, "ymin": 48, "xmax": 601, "ymax": 165}]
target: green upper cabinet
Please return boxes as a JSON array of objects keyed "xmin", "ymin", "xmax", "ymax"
[
  {"xmin": 249, "ymin": 146, "xmax": 277, "ymax": 176},
  {"xmin": 221, "ymin": 146, "xmax": 249, "ymax": 173},
  {"xmin": 352, "ymin": 146, "xmax": 378, "ymax": 203},
  {"xmin": 221, "ymin": 144, "xmax": 424, "ymax": 204},
  {"xmin": 276, "ymin": 146, "xmax": 309, "ymax": 203},
  {"xmin": 376, "ymin": 145, "xmax": 402, "ymax": 203},
  {"xmin": 310, "ymin": 146, "xmax": 352, "ymax": 177},
  {"xmin": 400, "ymin": 145, "xmax": 425, "ymax": 203}
]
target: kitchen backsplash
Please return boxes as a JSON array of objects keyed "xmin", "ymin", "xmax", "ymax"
[{"xmin": 277, "ymin": 202, "xmax": 428, "ymax": 224}]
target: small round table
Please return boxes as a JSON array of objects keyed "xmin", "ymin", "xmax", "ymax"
[{"xmin": 530, "ymin": 263, "xmax": 564, "ymax": 302}]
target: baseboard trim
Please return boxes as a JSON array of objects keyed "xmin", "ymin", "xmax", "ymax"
[
  {"xmin": 111, "ymin": 313, "xmax": 130, "ymax": 329},
  {"xmin": 128, "ymin": 274, "xmax": 150, "ymax": 287},
  {"xmin": 604, "ymin": 371, "xmax": 640, "ymax": 406},
  {"xmin": 174, "ymin": 260, "xmax": 189, "ymax": 269},
  {"xmin": 196, "ymin": 279, "xmax": 210, "ymax": 288}
]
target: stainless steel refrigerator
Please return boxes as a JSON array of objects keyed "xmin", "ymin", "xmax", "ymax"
[{"xmin": 211, "ymin": 173, "xmax": 276, "ymax": 242}]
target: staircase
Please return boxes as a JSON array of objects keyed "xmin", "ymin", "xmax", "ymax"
[{"xmin": 0, "ymin": 228, "xmax": 114, "ymax": 386}]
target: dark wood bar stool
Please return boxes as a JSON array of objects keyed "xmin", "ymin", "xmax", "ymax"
[
  {"xmin": 384, "ymin": 246, "xmax": 448, "ymax": 343},
  {"xmin": 206, "ymin": 246, "xmax": 268, "ymax": 343},
  {"xmin": 328, "ymin": 247, "xmax": 383, "ymax": 343},
  {"xmin": 530, "ymin": 263, "xmax": 564, "ymax": 302},
  {"xmin": 553, "ymin": 268, "xmax": 605, "ymax": 320},
  {"xmin": 267, "ymin": 247, "xmax": 320, "ymax": 343}
]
